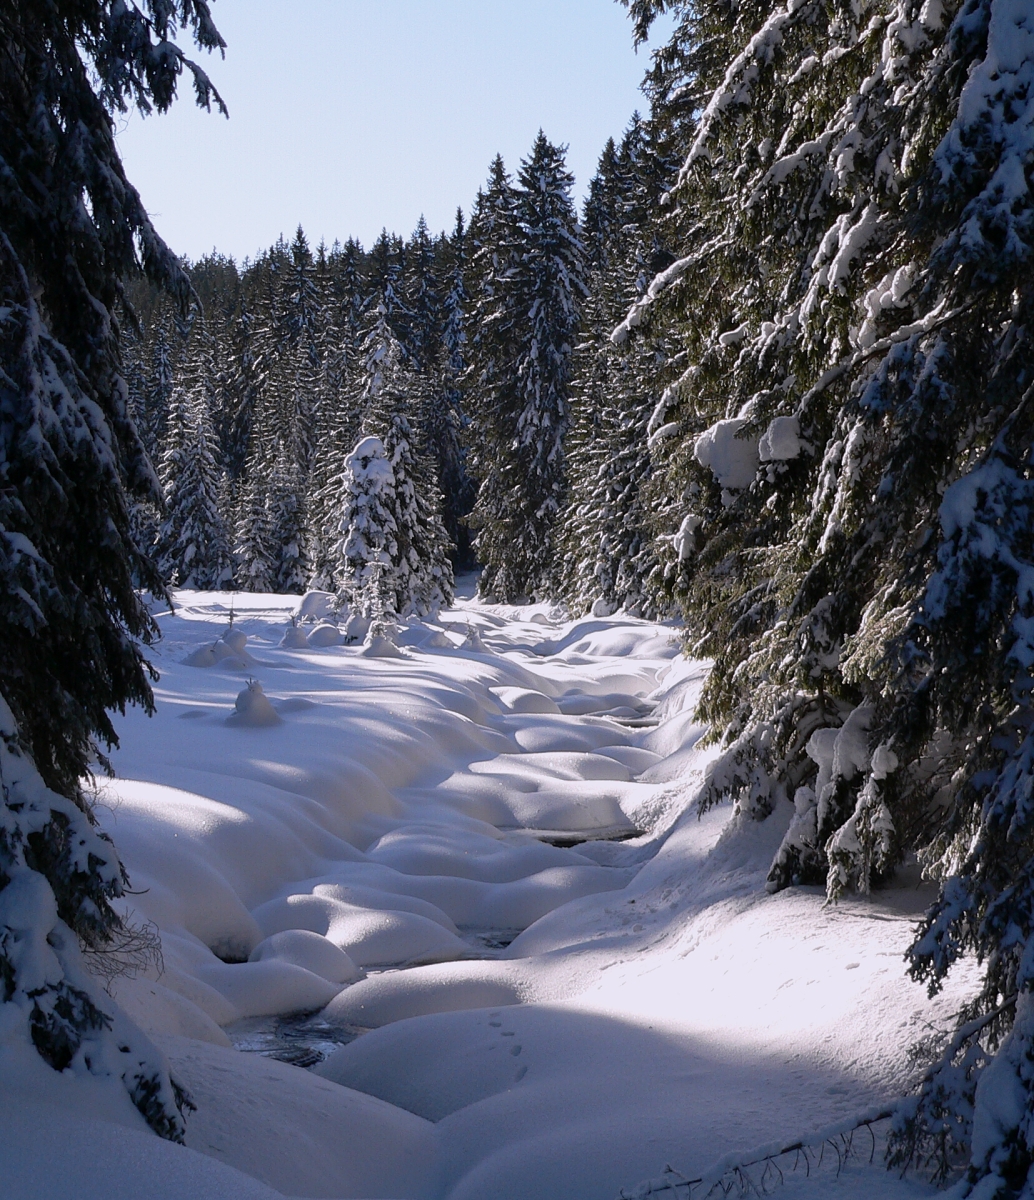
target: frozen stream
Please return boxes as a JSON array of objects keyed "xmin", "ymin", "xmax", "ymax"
[{"xmin": 1, "ymin": 585, "xmax": 979, "ymax": 1200}]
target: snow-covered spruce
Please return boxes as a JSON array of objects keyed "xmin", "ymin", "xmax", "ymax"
[
  {"xmin": 627, "ymin": 0, "xmax": 1034, "ymax": 1185},
  {"xmin": 155, "ymin": 373, "xmax": 233, "ymax": 590},
  {"xmin": 559, "ymin": 115, "xmax": 674, "ymax": 620},
  {"xmin": 1, "ymin": 0, "xmax": 226, "ymax": 1138},
  {"xmin": 467, "ymin": 134, "xmax": 587, "ymax": 602},
  {"xmin": 0, "ymin": 699, "xmax": 189, "ymax": 1140},
  {"xmin": 335, "ymin": 435, "xmax": 399, "ymax": 621},
  {"xmin": 333, "ymin": 308, "xmax": 453, "ymax": 618}
]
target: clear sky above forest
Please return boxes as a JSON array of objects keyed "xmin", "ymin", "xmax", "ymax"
[{"xmin": 116, "ymin": 0, "xmax": 667, "ymax": 263}]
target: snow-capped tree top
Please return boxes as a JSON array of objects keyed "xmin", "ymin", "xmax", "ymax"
[{"xmin": 346, "ymin": 436, "xmax": 395, "ymax": 490}]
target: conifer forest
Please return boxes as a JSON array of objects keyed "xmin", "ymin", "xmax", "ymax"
[{"xmin": 3, "ymin": 1, "xmax": 1034, "ymax": 1198}]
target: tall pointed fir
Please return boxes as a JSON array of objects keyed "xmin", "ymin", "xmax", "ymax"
[
  {"xmin": 619, "ymin": 0, "xmax": 1034, "ymax": 1188},
  {"xmin": 335, "ymin": 304, "xmax": 453, "ymax": 616},
  {"xmin": 216, "ymin": 291, "xmax": 264, "ymax": 484},
  {"xmin": 142, "ymin": 318, "xmax": 174, "ymax": 459},
  {"xmin": 155, "ymin": 343, "xmax": 233, "ymax": 591},
  {"xmin": 372, "ymin": 376, "xmax": 455, "ymax": 618},
  {"xmin": 403, "ymin": 216, "xmax": 442, "ymax": 373},
  {"xmin": 468, "ymin": 134, "xmax": 586, "ymax": 601},
  {"xmin": 284, "ymin": 226, "xmax": 324, "ymax": 474},
  {"xmin": 335, "ymin": 434, "xmax": 399, "ymax": 623},
  {"xmin": 305, "ymin": 238, "xmax": 368, "ymax": 588},
  {"xmin": 368, "ymin": 229, "xmax": 411, "ymax": 351},
  {"xmin": 268, "ymin": 439, "xmax": 308, "ymax": 593},
  {"xmin": 0, "ymin": 0, "xmax": 227, "ymax": 1139},
  {"xmin": 560, "ymin": 116, "xmax": 672, "ymax": 617},
  {"xmin": 235, "ymin": 470, "xmax": 276, "ymax": 594},
  {"xmin": 465, "ymin": 161, "xmax": 519, "ymax": 579},
  {"xmin": 307, "ymin": 384, "xmax": 363, "ymax": 591},
  {"xmin": 424, "ymin": 210, "xmax": 476, "ymax": 565}
]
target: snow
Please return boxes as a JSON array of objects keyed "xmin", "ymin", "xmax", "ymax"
[
  {"xmin": 694, "ymin": 417, "xmax": 759, "ymax": 496},
  {"xmin": 307, "ymin": 622, "xmax": 344, "ymax": 647},
  {"xmin": 227, "ymin": 679, "xmax": 283, "ymax": 727},
  {"xmin": 673, "ymin": 512, "xmax": 702, "ymax": 560},
  {"xmin": 759, "ymin": 415, "xmax": 804, "ymax": 462},
  {"xmin": 2, "ymin": 585, "xmax": 980, "ymax": 1198},
  {"xmin": 296, "ymin": 590, "xmax": 336, "ymax": 623}
]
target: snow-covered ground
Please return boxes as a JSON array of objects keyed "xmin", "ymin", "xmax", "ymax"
[{"xmin": 1, "ymin": 584, "xmax": 976, "ymax": 1199}]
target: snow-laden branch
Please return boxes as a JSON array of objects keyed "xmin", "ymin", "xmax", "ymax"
[
  {"xmin": 680, "ymin": 0, "xmax": 812, "ymax": 179},
  {"xmin": 616, "ymin": 1104, "xmax": 896, "ymax": 1198},
  {"xmin": 796, "ymin": 298, "xmax": 969, "ymax": 414},
  {"xmin": 611, "ymin": 234, "xmax": 731, "ymax": 344}
]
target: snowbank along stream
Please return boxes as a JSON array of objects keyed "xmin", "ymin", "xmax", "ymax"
[{"xmin": 0, "ymin": 584, "xmax": 977, "ymax": 1200}]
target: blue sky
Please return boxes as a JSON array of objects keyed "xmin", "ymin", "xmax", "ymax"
[{"xmin": 115, "ymin": 0, "xmax": 666, "ymax": 263}]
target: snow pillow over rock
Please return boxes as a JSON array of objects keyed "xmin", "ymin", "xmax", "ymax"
[{"xmin": 249, "ymin": 930, "xmax": 363, "ymax": 986}]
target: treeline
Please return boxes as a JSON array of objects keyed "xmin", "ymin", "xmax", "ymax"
[{"xmin": 126, "ymin": 121, "xmax": 677, "ymax": 617}]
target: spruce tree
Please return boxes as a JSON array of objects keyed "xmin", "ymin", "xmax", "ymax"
[
  {"xmin": 468, "ymin": 134, "xmax": 586, "ymax": 601},
  {"xmin": 307, "ymin": 389, "xmax": 363, "ymax": 591},
  {"xmin": 155, "ymin": 369, "xmax": 232, "ymax": 591},
  {"xmin": 0, "ymin": 0, "xmax": 226, "ymax": 1139},
  {"xmin": 268, "ymin": 440, "xmax": 308, "ymax": 593},
  {"xmin": 374, "ymin": 386, "xmax": 455, "ymax": 617},
  {"xmin": 235, "ymin": 472, "xmax": 276, "ymax": 593},
  {"xmin": 424, "ymin": 210, "xmax": 475, "ymax": 565},
  {"xmin": 217, "ymin": 292, "xmax": 263, "ymax": 482},
  {"xmin": 336, "ymin": 435, "xmax": 399, "ymax": 619},
  {"xmin": 305, "ymin": 238, "xmax": 368, "ymax": 589},
  {"xmin": 621, "ymin": 0, "xmax": 1034, "ymax": 1186},
  {"xmin": 561, "ymin": 117, "xmax": 672, "ymax": 617},
  {"xmin": 465, "ymin": 158, "xmax": 519, "ymax": 585},
  {"xmin": 346, "ymin": 303, "xmax": 454, "ymax": 615},
  {"xmin": 280, "ymin": 226, "xmax": 324, "ymax": 474},
  {"xmin": 403, "ymin": 216, "xmax": 443, "ymax": 373}
]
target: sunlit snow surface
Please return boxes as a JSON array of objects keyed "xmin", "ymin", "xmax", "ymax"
[{"xmin": 1, "ymin": 583, "xmax": 976, "ymax": 1199}]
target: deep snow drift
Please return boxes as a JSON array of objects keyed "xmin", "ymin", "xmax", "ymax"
[{"xmin": 0, "ymin": 584, "xmax": 975, "ymax": 1199}]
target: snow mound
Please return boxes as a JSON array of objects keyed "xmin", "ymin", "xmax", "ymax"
[
  {"xmin": 463, "ymin": 625, "xmax": 490, "ymax": 652},
  {"xmin": 278, "ymin": 623, "xmax": 309, "ymax": 648},
  {"xmin": 364, "ymin": 825, "xmax": 597, "ymax": 883},
  {"xmin": 183, "ymin": 640, "xmax": 245, "ymax": 669},
  {"xmin": 1, "ymin": 1103, "xmax": 287, "ymax": 1200},
  {"xmin": 226, "ymin": 680, "xmax": 282, "ymax": 727},
  {"xmin": 294, "ymin": 589, "xmax": 336, "ymax": 623},
  {"xmin": 595, "ymin": 745, "xmax": 663, "ymax": 774},
  {"xmin": 183, "ymin": 626, "xmax": 255, "ymax": 668},
  {"xmin": 344, "ymin": 612, "xmax": 371, "ymax": 642},
  {"xmin": 359, "ymin": 633, "xmax": 406, "ymax": 658},
  {"xmin": 248, "ymin": 929, "xmax": 363, "ymax": 985},
  {"xmin": 251, "ymin": 892, "xmax": 469, "ymax": 968},
  {"xmin": 318, "ymin": 959, "xmax": 524, "ymax": 1029},
  {"xmin": 194, "ymin": 957, "xmax": 341, "ymax": 1018},
  {"xmin": 306, "ymin": 622, "xmax": 342, "ymax": 647},
  {"xmin": 106, "ymin": 974, "xmax": 231, "ymax": 1047},
  {"xmin": 491, "ymin": 685, "xmax": 560, "ymax": 714},
  {"xmin": 161, "ymin": 1034, "xmax": 437, "ymax": 1199},
  {"xmin": 221, "ymin": 627, "xmax": 248, "ymax": 655}
]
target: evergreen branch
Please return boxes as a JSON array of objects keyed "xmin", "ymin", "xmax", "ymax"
[{"xmin": 616, "ymin": 1107, "xmax": 897, "ymax": 1198}]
